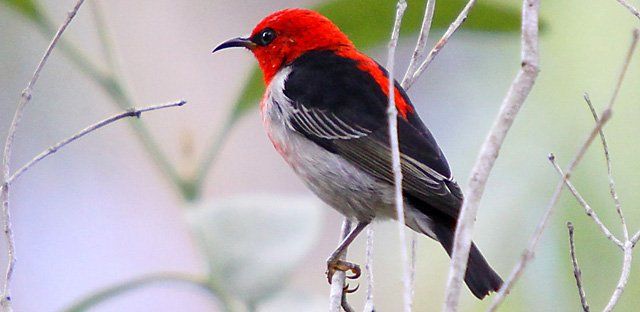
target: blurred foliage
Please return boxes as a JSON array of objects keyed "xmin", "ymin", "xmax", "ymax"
[
  {"xmin": 187, "ymin": 195, "xmax": 323, "ymax": 310},
  {"xmin": 1, "ymin": 0, "xmax": 49, "ymax": 28},
  {"xmin": 61, "ymin": 194, "xmax": 323, "ymax": 312},
  {"xmin": 228, "ymin": 0, "xmax": 522, "ymax": 121}
]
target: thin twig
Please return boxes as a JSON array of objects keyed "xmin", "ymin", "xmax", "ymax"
[
  {"xmin": 604, "ymin": 242, "xmax": 633, "ymax": 312},
  {"xmin": 549, "ymin": 157, "xmax": 623, "ymax": 248},
  {"xmin": 1, "ymin": 1, "xmax": 87, "ymax": 308},
  {"xmin": 409, "ymin": 231, "xmax": 418, "ymax": 311},
  {"xmin": 7, "ymin": 101, "xmax": 186, "ymax": 186},
  {"xmin": 584, "ymin": 93, "xmax": 628, "ymax": 240},
  {"xmin": 400, "ymin": 4, "xmax": 436, "ymax": 307},
  {"xmin": 585, "ymin": 60, "xmax": 637, "ymax": 311},
  {"xmin": 567, "ymin": 222, "xmax": 590, "ymax": 312},
  {"xmin": 403, "ymin": 0, "xmax": 478, "ymax": 90},
  {"xmin": 489, "ymin": 28, "xmax": 639, "ymax": 311},
  {"xmin": 632, "ymin": 231, "xmax": 640, "ymax": 246},
  {"xmin": 26, "ymin": 1, "xmax": 187, "ymax": 198},
  {"xmin": 488, "ymin": 123, "xmax": 611, "ymax": 311},
  {"xmin": 364, "ymin": 226, "xmax": 375, "ymax": 312},
  {"xmin": 607, "ymin": 29, "xmax": 639, "ymax": 111},
  {"xmin": 400, "ymin": 0, "xmax": 436, "ymax": 89},
  {"xmin": 386, "ymin": 2, "xmax": 412, "ymax": 311},
  {"xmin": 615, "ymin": 0, "xmax": 640, "ymax": 20},
  {"xmin": 84, "ymin": 2, "xmax": 187, "ymax": 196},
  {"xmin": 329, "ymin": 219, "xmax": 352, "ymax": 312},
  {"xmin": 444, "ymin": 1, "xmax": 540, "ymax": 311},
  {"xmin": 0, "ymin": 185, "xmax": 7, "ymax": 310}
]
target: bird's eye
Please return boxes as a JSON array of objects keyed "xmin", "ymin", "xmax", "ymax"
[{"xmin": 255, "ymin": 28, "xmax": 276, "ymax": 46}]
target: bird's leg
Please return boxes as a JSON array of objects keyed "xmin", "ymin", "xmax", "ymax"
[{"xmin": 326, "ymin": 221, "xmax": 369, "ymax": 285}]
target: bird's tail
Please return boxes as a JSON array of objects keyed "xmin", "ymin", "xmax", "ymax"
[{"xmin": 430, "ymin": 222, "xmax": 503, "ymax": 299}]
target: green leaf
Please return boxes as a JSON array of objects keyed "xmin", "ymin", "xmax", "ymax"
[
  {"xmin": 186, "ymin": 194, "xmax": 323, "ymax": 306},
  {"xmin": 227, "ymin": 0, "xmax": 521, "ymax": 120},
  {"xmin": 1, "ymin": 0, "xmax": 48, "ymax": 27}
]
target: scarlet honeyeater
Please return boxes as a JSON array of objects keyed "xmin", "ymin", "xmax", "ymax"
[{"xmin": 213, "ymin": 8, "xmax": 502, "ymax": 299}]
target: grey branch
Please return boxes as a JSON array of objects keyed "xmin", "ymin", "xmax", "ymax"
[
  {"xmin": 489, "ymin": 28, "xmax": 639, "ymax": 311},
  {"xmin": 329, "ymin": 219, "xmax": 352, "ymax": 312},
  {"xmin": 7, "ymin": 100, "xmax": 186, "ymax": 186},
  {"xmin": 409, "ymin": 231, "xmax": 418, "ymax": 311},
  {"xmin": 444, "ymin": 1, "xmax": 540, "ymax": 311},
  {"xmin": 584, "ymin": 93, "xmax": 627, "ymax": 241},
  {"xmin": 399, "ymin": 3, "xmax": 436, "ymax": 309},
  {"xmin": 549, "ymin": 157, "xmax": 622, "ymax": 248},
  {"xmin": 403, "ymin": 0, "xmax": 478, "ymax": 90},
  {"xmin": 1, "ymin": 0, "xmax": 87, "ymax": 309},
  {"xmin": 566, "ymin": 222, "xmax": 590, "ymax": 312},
  {"xmin": 364, "ymin": 226, "xmax": 375, "ymax": 312},
  {"xmin": 632, "ymin": 231, "xmax": 640, "ymax": 246},
  {"xmin": 615, "ymin": 0, "xmax": 640, "ymax": 20},
  {"xmin": 400, "ymin": 0, "xmax": 436, "ymax": 89},
  {"xmin": 604, "ymin": 242, "xmax": 633, "ymax": 312},
  {"xmin": 386, "ymin": 2, "xmax": 413, "ymax": 311}
]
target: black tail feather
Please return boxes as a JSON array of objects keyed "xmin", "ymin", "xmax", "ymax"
[{"xmin": 432, "ymin": 223, "xmax": 503, "ymax": 299}]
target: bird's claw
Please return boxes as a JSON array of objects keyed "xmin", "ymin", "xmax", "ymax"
[
  {"xmin": 326, "ymin": 259, "xmax": 361, "ymax": 284},
  {"xmin": 343, "ymin": 283, "xmax": 360, "ymax": 294}
]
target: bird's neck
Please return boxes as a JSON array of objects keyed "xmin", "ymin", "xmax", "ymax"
[{"xmin": 259, "ymin": 46, "xmax": 356, "ymax": 85}]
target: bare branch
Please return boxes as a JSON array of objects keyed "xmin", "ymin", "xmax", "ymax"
[
  {"xmin": 488, "ymin": 26, "xmax": 638, "ymax": 311},
  {"xmin": 6, "ymin": 100, "xmax": 186, "ymax": 186},
  {"xmin": 488, "ymin": 111, "xmax": 611, "ymax": 311},
  {"xmin": 603, "ymin": 242, "xmax": 633, "ymax": 312},
  {"xmin": 386, "ymin": 2, "xmax": 413, "ymax": 311},
  {"xmin": 364, "ymin": 226, "xmax": 375, "ymax": 312},
  {"xmin": 400, "ymin": 0, "xmax": 436, "ymax": 89},
  {"xmin": 549, "ymin": 157, "xmax": 623, "ymax": 248},
  {"xmin": 584, "ymin": 94, "xmax": 628, "ymax": 240},
  {"xmin": 615, "ymin": 0, "xmax": 640, "ymax": 21},
  {"xmin": 443, "ymin": 1, "xmax": 540, "ymax": 310},
  {"xmin": 607, "ymin": 29, "xmax": 639, "ymax": 111},
  {"xmin": 567, "ymin": 222, "xmax": 590, "ymax": 312},
  {"xmin": 0, "ymin": 185, "xmax": 8, "ymax": 309},
  {"xmin": 632, "ymin": 231, "xmax": 640, "ymax": 246},
  {"xmin": 3, "ymin": 0, "xmax": 87, "ymax": 179},
  {"xmin": 488, "ymin": 117, "xmax": 613, "ymax": 311},
  {"xmin": 329, "ymin": 219, "xmax": 352, "ymax": 312},
  {"xmin": 409, "ymin": 232, "xmax": 418, "ymax": 311},
  {"xmin": 1, "ymin": 0, "xmax": 87, "ymax": 308},
  {"xmin": 403, "ymin": 0, "xmax": 478, "ymax": 90}
]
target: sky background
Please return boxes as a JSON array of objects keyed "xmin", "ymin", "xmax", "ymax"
[{"xmin": 1, "ymin": 0, "xmax": 640, "ymax": 311}]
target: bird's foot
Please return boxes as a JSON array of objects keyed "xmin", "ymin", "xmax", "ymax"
[{"xmin": 326, "ymin": 259, "xmax": 361, "ymax": 285}]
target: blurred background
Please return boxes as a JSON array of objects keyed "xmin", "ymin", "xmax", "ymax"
[{"xmin": 1, "ymin": 0, "xmax": 639, "ymax": 311}]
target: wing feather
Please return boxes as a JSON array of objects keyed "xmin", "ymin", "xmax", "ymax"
[
  {"xmin": 281, "ymin": 50, "xmax": 463, "ymax": 218},
  {"xmin": 287, "ymin": 104, "xmax": 463, "ymax": 218}
]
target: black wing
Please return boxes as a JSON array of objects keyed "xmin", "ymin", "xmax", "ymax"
[{"xmin": 283, "ymin": 50, "xmax": 463, "ymax": 218}]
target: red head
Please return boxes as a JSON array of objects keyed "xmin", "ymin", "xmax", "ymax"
[{"xmin": 213, "ymin": 9, "xmax": 355, "ymax": 83}]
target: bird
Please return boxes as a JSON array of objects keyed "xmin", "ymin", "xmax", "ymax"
[{"xmin": 212, "ymin": 8, "xmax": 503, "ymax": 299}]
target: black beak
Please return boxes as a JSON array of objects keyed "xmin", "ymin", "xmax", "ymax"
[{"xmin": 212, "ymin": 37, "xmax": 256, "ymax": 53}]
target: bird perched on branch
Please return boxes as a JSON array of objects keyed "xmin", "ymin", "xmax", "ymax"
[{"xmin": 213, "ymin": 8, "xmax": 502, "ymax": 299}]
